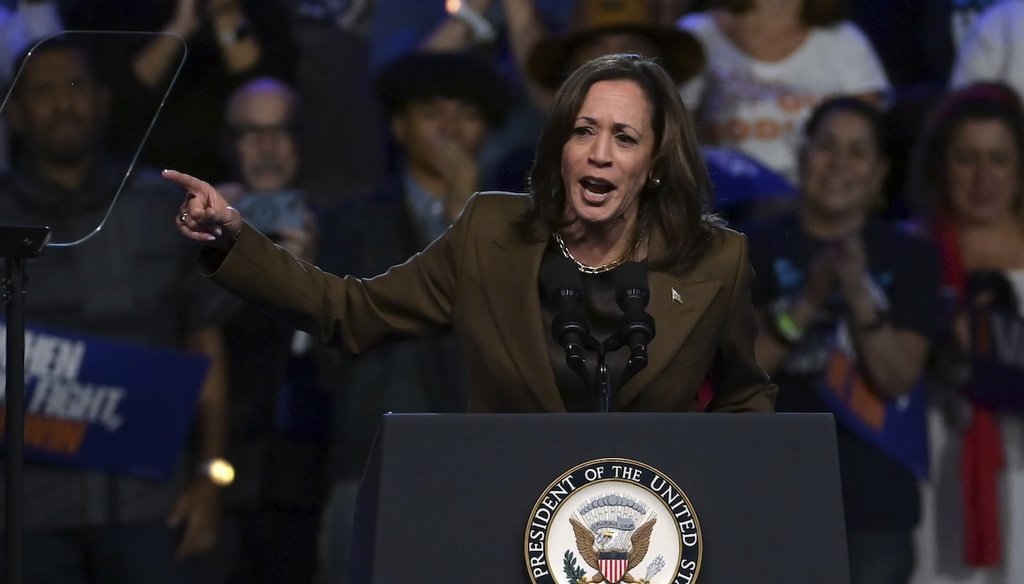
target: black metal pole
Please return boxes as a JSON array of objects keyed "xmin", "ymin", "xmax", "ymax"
[
  {"xmin": 4, "ymin": 255, "xmax": 26, "ymax": 584},
  {"xmin": 1, "ymin": 224, "xmax": 50, "ymax": 584}
]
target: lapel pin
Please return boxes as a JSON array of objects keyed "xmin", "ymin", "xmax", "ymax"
[{"xmin": 671, "ymin": 287, "xmax": 682, "ymax": 304}]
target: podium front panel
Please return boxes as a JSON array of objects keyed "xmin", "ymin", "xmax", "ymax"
[{"xmin": 353, "ymin": 412, "xmax": 849, "ymax": 584}]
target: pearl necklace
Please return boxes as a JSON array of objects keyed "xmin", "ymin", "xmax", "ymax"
[{"xmin": 553, "ymin": 232, "xmax": 642, "ymax": 275}]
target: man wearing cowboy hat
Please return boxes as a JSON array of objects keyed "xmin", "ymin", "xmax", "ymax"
[{"xmin": 524, "ymin": 0, "xmax": 706, "ymax": 108}]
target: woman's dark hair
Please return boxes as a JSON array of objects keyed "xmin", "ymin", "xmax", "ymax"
[
  {"xmin": 908, "ymin": 82, "xmax": 1024, "ymax": 218},
  {"xmin": 524, "ymin": 53, "xmax": 718, "ymax": 273},
  {"xmin": 708, "ymin": 0, "xmax": 848, "ymax": 27},
  {"xmin": 803, "ymin": 95, "xmax": 888, "ymax": 157}
]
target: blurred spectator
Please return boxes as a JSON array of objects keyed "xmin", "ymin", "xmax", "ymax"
[
  {"xmin": 313, "ymin": 50, "xmax": 512, "ymax": 584},
  {"xmin": 745, "ymin": 97, "xmax": 941, "ymax": 584},
  {"xmin": 907, "ymin": 81, "xmax": 1024, "ymax": 584},
  {"xmin": 0, "ymin": 37, "xmax": 235, "ymax": 583},
  {"xmin": 368, "ymin": 0, "xmax": 570, "ymax": 73},
  {"xmin": 950, "ymin": 0, "xmax": 1024, "ymax": 98},
  {"xmin": 61, "ymin": 0, "xmax": 298, "ymax": 185},
  {"xmin": 525, "ymin": 0, "xmax": 705, "ymax": 110},
  {"xmin": 368, "ymin": 0, "xmax": 573, "ymax": 191},
  {"xmin": 367, "ymin": 50, "xmax": 510, "ymax": 238},
  {"xmin": 0, "ymin": 0, "xmax": 62, "ymax": 171},
  {"xmin": 216, "ymin": 76, "xmax": 328, "ymax": 583},
  {"xmin": 677, "ymin": 0, "xmax": 890, "ymax": 183}
]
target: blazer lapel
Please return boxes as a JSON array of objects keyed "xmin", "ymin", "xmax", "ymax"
[
  {"xmin": 614, "ymin": 273, "xmax": 722, "ymax": 408},
  {"xmin": 480, "ymin": 227, "xmax": 566, "ymax": 411},
  {"xmin": 613, "ymin": 232, "xmax": 724, "ymax": 409}
]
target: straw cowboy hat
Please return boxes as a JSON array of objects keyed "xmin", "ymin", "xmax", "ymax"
[{"xmin": 527, "ymin": 0, "xmax": 705, "ymax": 90}]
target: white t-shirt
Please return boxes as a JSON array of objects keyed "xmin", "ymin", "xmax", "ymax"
[
  {"xmin": 951, "ymin": 0, "xmax": 1024, "ymax": 99},
  {"xmin": 677, "ymin": 13, "xmax": 890, "ymax": 182}
]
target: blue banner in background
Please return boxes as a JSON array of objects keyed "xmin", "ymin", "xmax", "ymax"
[
  {"xmin": 0, "ymin": 321, "xmax": 209, "ymax": 480},
  {"xmin": 817, "ymin": 347, "xmax": 929, "ymax": 480}
]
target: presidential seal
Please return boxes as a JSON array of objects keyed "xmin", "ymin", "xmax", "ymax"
[{"xmin": 524, "ymin": 458, "xmax": 702, "ymax": 584}]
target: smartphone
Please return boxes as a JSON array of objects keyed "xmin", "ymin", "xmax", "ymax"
[{"xmin": 234, "ymin": 190, "xmax": 305, "ymax": 235}]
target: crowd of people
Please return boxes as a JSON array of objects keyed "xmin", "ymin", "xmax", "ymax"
[{"xmin": 2, "ymin": 1, "xmax": 1024, "ymax": 583}]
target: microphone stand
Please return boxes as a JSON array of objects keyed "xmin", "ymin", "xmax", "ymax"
[
  {"xmin": 596, "ymin": 346, "xmax": 611, "ymax": 413},
  {"xmin": 595, "ymin": 336, "xmax": 648, "ymax": 413},
  {"xmin": 1, "ymin": 225, "xmax": 51, "ymax": 584},
  {"xmin": 599, "ymin": 262, "xmax": 655, "ymax": 411}
]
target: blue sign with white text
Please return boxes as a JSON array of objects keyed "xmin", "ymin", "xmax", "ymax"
[{"xmin": 0, "ymin": 321, "xmax": 209, "ymax": 479}]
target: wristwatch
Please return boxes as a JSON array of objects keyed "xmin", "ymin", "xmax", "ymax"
[{"xmin": 196, "ymin": 457, "xmax": 235, "ymax": 487}]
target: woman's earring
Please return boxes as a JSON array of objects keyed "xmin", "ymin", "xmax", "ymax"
[{"xmin": 649, "ymin": 177, "xmax": 661, "ymax": 188}]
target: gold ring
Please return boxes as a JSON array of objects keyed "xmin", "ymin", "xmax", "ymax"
[{"xmin": 179, "ymin": 211, "xmax": 189, "ymax": 225}]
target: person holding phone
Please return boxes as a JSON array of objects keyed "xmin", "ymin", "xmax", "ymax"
[{"xmin": 213, "ymin": 75, "xmax": 328, "ymax": 583}]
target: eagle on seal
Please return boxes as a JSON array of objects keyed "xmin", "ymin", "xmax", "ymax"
[{"xmin": 569, "ymin": 515, "xmax": 657, "ymax": 584}]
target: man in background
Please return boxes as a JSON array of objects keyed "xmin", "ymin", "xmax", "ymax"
[
  {"xmin": 217, "ymin": 76, "xmax": 327, "ymax": 583},
  {"xmin": 0, "ymin": 36, "xmax": 233, "ymax": 583}
]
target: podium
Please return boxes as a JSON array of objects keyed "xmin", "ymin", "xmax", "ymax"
[{"xmin": 352, "ymin": 413, "xmax": 850, "ymax": 583}]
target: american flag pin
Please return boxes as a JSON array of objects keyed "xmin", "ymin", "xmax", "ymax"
[{"xmin": 671, "ymin": 287, "xmax": 682, "ymax": 304}]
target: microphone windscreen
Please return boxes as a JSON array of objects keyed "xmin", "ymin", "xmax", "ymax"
[
  {"xmin": 541, "ymin": 253, "xmax": 584, "ymax": 303},
  {"xmin": 613, "ymin": 261, "xmax": 649, "ymax": 307}
]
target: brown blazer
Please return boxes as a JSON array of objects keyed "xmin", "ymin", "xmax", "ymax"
[{"xmin": 203, "ymin": 192, "xmax": 776, "ymax": 413}]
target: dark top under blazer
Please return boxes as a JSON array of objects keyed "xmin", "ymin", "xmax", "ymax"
[{"xmin": 202, "ymin": 192, "xmax": 776, "ymax": 413}]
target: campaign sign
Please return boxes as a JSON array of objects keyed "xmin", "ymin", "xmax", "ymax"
[
  {"xmin": 817, "ymin": 348, "xmax": 929, "ymax": 480},
  {"xmin": 0, "ymin": 321, "xmax": 209, "ymax": 479}
]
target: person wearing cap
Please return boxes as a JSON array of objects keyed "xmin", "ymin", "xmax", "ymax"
[
  {"xmin": 166, "ymin": 50, "xmax": 775, "ymax": 422},
  {"xmin": 366, "ymin": 50, "xmax": 512, "ymax": 243}
]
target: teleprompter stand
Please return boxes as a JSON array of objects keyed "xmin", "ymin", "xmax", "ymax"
[{"xmin": 1, "ymin": 225, "xmax": 51, "ymax": 584}]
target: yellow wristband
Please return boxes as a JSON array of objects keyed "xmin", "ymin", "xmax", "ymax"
[{"xmin": 772, "ymin": 299, "xmax": 804, "ymax": 344}]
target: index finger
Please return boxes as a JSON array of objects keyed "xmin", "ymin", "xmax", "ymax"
[{"xmin": 161, "ymin": 169, "xmax": 208, "ymax": 193}]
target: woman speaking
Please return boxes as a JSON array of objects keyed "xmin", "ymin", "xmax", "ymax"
[{"xmin": 165, "ymin": 53, "xmax": 775, "ymax": 414}]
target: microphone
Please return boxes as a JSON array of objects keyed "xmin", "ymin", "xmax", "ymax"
[
  {"xmin": 614, "ymin": 261, "xmax": 655, "ymax": 371},
  {"xmin": 541, "ymin": 254, "xmax": 592, "ymax": 384}
]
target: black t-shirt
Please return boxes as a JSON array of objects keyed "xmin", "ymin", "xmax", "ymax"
[{"xmin": 745, "ymin": 213, "xmax": 941, "ymax": 530}]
